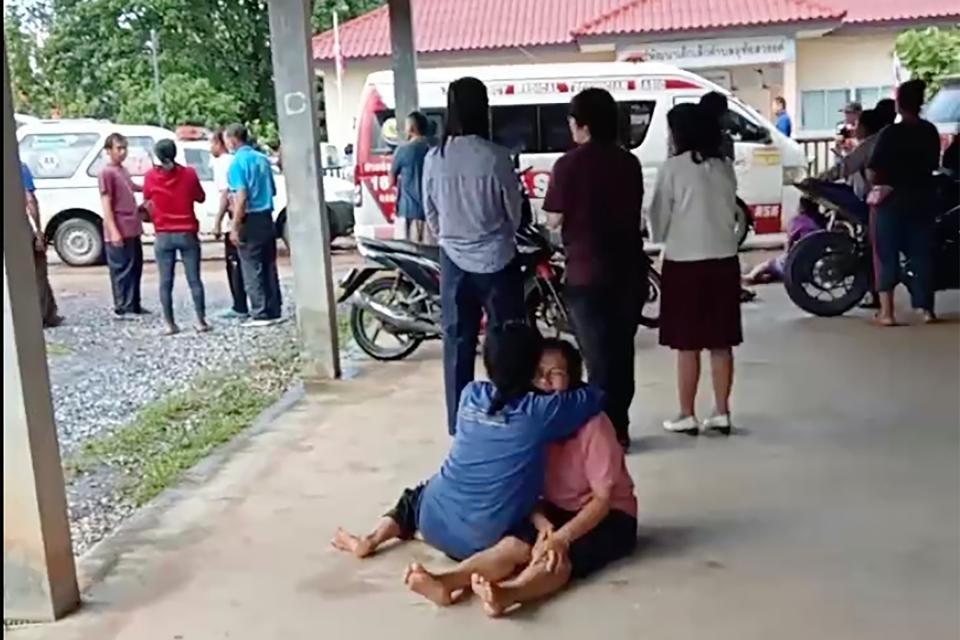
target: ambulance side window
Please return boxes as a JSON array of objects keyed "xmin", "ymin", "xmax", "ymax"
[{"xmin": 725, "ymin": 109, "xmax": 771, "ymax": 144}]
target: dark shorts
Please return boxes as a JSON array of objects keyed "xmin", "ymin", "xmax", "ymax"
[
  {"xmin": 385, "ymin": 483, "xmax": 426, "ymax": 539},
  {"xmin": 535, "ymin": 502, "xmax": 638, "ymax": 580}
]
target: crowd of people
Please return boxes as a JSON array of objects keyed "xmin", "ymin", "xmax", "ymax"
[
  {"xmin": 19, "ymin": 123, "xmax": 286, "ymax": 335},
  {"xmin": 331, "ymin": 76, "xmax": 752, "ymax": 617}
]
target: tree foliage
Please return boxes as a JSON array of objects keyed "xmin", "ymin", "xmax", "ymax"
[
  {"xmin": 6, "ymin": 0, "xmax": 386, "ymax": 134},
  {"xmin": 895, "ymin": 27, "xmax": 960, "ymax": 97},
  {"xmin": 311, "ymin": 0, "xmax": 386, "ymax": 33}
]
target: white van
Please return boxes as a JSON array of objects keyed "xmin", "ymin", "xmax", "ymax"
[
  {"xmin": 352, "ymin": 62, "xmax": 807, "ymax": 241},
  {"xmin": 16, "ymin": 121, "xmax": 356, "ymax": 266}
]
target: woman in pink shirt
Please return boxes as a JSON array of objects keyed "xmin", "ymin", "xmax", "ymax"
[{"xmin": 472, "ymin": 338, "xmax": 637, "ymax": 617}]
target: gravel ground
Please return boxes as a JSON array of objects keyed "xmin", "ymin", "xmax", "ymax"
[{"xmin": 45, "ymin": 271, "xmax": 304, "ymax": 555}]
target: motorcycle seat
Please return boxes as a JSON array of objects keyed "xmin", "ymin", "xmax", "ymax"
[{"xmin": 360, "ymin": 238, "xmax": 441, "ymax": 263}]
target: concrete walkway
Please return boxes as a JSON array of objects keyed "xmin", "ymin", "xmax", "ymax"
[{"xmin": 11, "ymin": 288, "xmax": 960, "ymax": 640}]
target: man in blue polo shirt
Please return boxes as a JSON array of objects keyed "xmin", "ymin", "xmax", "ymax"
[{"xmin": 224, "ymin": 123, "xmax": 281, "ymax": 326}]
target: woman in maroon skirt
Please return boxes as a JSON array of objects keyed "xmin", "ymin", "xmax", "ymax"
[{"xmin": 649, "ymin": 103, "xmax": 742, "ymax": 435}]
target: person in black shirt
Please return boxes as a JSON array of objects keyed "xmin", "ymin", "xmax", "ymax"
[{"xmin": 866, "ymin": 79, "xmax": 942, "ymax": 325}]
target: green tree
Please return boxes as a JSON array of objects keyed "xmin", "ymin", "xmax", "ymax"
[
  {"xmin": 4, "ymin": 2, "xmax": 51, "ymax": 115},
  {"xmin": 311, "ymin": 0, "xmax": 386, "ymax": 33},
  {"xmin": 117, "ymin": 73, "xmax": 241, "ymax": 127},
  {"xmin": 895, "ymin": 27, "xmax": 960, "ymax": 97}
]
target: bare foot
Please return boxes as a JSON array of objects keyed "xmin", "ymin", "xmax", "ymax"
[
  {"xmin": 163, "ymin": 323, "xmax": 180, "ymax": 336},
  {"xmin": 403, "ymin": 563, "xmax": 454, "ymax": 606},
  {"xmin": 471, "ymin": 573, "xmax": 508, "ymax": 618},
  {"xmin": 871, "ymin": 313, "xmax": 897, "ymax": 327},
  {"xmin": 331, "ymin": 527, "xmax": 375, "ymax": 558},
  {"xmin": 196, "ymin": 321, "xmax": 211, "ymax": 333}
]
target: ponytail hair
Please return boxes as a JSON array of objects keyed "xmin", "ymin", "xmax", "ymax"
[{"xmin": 482, "ymin": 322, "xmax": 543, "ymax": 415}]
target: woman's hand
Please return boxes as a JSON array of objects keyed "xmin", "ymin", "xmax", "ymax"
[{"xmin": 532, "ymin": 529, "xmax": 569, "ymax": 573}]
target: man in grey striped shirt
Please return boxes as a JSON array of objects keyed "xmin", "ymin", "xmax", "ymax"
[{"xmin": 423, "ymin": 77, "xmax": 526, "ymax": 434}]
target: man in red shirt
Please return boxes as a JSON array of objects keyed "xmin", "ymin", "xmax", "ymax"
[
  {"xmin": 143, "ymin": 139, "xmax": 208, "ymax": 335},
  {"xmin": 99, "ymin": 133, "xmax": 147, "ymax": 317}
]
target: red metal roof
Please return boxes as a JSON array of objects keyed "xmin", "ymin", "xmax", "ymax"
[
  {"xmin": 312, "ymin": 0, "xmax": 957, "ymax": 61},
  {"xmin": 313, "ymin": 0, "xmax": 626, "ymax": 60},
  {"xmin": 575, "ymin": 0, "xmax": 842, "ymax": 37},
  {"xmin": 827, "ymin": 0, "xmax": 959, "ymax": 24}
]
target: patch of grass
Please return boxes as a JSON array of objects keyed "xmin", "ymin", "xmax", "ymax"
[
  {"xmin": 46, "ymin": 341, "xmax": 73, "ymax": 357},
  {"xmin": 67, "ymin": 346, "xmax": 299, "ymax": 506},
  {"xmin": 337, "ymin": 309, "xmax": 352, "ymax": 347}
]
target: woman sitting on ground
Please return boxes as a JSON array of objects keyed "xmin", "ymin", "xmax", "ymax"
[
  {"xmin": 332, "ymin": 324, "xmax": 603, "ymax": 602},
  {"xmin": 333, "ymin": 339, "xmax": 637, "ymax": 618}
]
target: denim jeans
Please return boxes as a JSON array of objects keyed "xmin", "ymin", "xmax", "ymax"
[
  {"xmin": 154, "ymin": 232, "xmax": 205, "ymax": 325},
  {"xmin": 105, "ymin": 236, "xmax": 143, "ymax": 314},
  {"xmin": 237, "ymin": 212, "xmax": 282, "ymax": 320},
  {"xmin": 871, "ymin": 192, "xmax": 935, "ymax": 312},
  {"xmin": 440, "ymin": 250, "xmax": 525, "ymax": 435},
  {"xmin": 565, "ymin": 285, "xmax": 639, "ymax": 443}
]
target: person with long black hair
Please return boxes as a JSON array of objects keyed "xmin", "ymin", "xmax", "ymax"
[
  {"xmin": 650, "ymin": 103, "xmax": 742, "ymax": 436},
  {"xmin": 330, "ymin": 323, "xmax": 602, "ymax": 606},
  {"xmin": 542, "ymin": 88, "xmax": 644, "ymax": 449},
  {"xmin": 423, "ymin": 77, "xmax": 527, "ymax": 435}
]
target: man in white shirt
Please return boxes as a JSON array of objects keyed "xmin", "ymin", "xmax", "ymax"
[{"xmin": 210, "ymin": 129, "xmax": 247, "ymax": 318}]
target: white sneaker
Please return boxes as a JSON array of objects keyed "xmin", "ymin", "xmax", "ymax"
[
  {"xmin": 243, "ymin": 318, "xmax": 275, "ymax": 328},
  {"xmin": 702, "ymin": 414, "xmax": 732, "ymax": 434},
  {"xmin": 662, "ymin": 415, "xmax": 699, "ymax": 435}
]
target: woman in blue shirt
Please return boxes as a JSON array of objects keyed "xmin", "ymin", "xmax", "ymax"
[
  {"xmin": 331, "ymin": 323, "xmax": 602, "ymax": 604},
  {"xmin": 422, "ymin": 77, "xmax": 527, "ymax": 435}
]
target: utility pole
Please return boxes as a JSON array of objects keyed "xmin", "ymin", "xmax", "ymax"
[
  {"xmin": 388, "ymin": 0, "xmax": 419, "ymax": 125},
  {"xmin": 266, "ymin": 0, "xmax": 341, "ymax": 381},
  {"xmin": 147, "ymin": 28, "xmax": 164, "ymax": 126}
]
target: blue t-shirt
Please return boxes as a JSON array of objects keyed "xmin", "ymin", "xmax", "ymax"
[
  {"xmin": 20, "ymin": 162, "xmax": 35, "ymax": 192},
  {"xmin": 227, "ymin": 145, "xmax": 276, "ymax": 213},
  {"xmin": 776, "ymin": 112, "xmax": 793, "ymax": 137},
  {"xmin": 390, "ymin": 138, "xmax": 430, "ymax": 220},
  {"xmin": 417, "ymin": 381, "xmax": 603, "ymax": 560}
]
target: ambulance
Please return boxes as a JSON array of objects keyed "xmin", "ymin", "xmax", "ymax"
[{"xmin": 352, "ymin": 61, "xmax": 807, "ymax": 242}]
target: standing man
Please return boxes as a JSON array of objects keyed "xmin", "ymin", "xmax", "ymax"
[
  {"xmin": 391, "ymin": 111, "xmax": 432, "ymax": 243},
  {"xmin": 99, "ymin": 133, "xmax": 147, "ymax": 318},
  {"xmin": 835, "ymin": 101, "xmax": 862, "ymax": 157},
  {"xmin": 21, "ymin": 162, "xmax": 63, "ymax": 328},
  {"xmin": 223, "ymin": 123, "xmax": 282, "ymax": 327},
  {"xmin": 211, "ymin": 128, "xmax": 247, "ymax": 319},
  {"xmin": 543, "ymin": 88, "xmax": 645, "ymax": 449},
  {"xmin": 773, "ymin": 96, "xmax": 793, "ymax": 137}
]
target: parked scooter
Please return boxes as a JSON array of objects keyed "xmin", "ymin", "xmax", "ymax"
[
  {"xmin": 339, "ymin": 172, "xmax": 660, "ymax": 361},
  {"xmin": 783, "ymin": 174, "xmax": 959, "ymax": 317}
]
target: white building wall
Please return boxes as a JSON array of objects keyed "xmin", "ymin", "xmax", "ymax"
[{"xmin": 795, "ymin": 32, "xmax": 899, "ymax": 135}]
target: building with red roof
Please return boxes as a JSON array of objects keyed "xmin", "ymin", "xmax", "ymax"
[{"xmin": 313, "ymin": 0, "xmax": 958, "ymax": 145}]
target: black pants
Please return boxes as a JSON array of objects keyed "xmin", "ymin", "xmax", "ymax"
[
  {"xmin": 440, "ymin": 251, "xmax": 525, "ymax": 435},
  {"xmin": 225, "ymin": 235, "xmax": 248, "ymax": 314},
  {"xmin": 105, "ymin": 237, "xmax": 144, "ymax": 314},
  {"xmin": 565, "ymin": 285, "xmax": 639, "ymax": 443},
  {"xmin": 540, "ymin": 502, "xmax": 637, "ymax": 580},
  {"xmin": 237, "ymin": 213, "xmax": 282, "ymax": 320}
]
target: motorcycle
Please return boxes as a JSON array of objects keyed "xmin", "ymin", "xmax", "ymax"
[
  {"xmin": 339, "ymin": 174, "xmax": 661, "ymax": 361},
  {"xmin": 783, "ymin": 174, "xmax": 959, "ymax": 317}
]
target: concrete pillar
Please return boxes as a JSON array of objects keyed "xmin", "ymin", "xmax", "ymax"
[
  {"xmin": 782, "ymin": 56, "xmax": 798, "ymax": 130},
  {"xmin": 266, "ymin": 0, "xmax": 341, "ymax": 381},
  {"xmin": 388, "ymin": 0, "xmax": 419, "ymax": 124},
  {"xmin": 2, "ymin": 45, "xmax": 79, "ymax": 622}
]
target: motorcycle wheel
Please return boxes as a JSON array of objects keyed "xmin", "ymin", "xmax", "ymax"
[
  {"xmin": 734, "ymin": 201, "xmax": 751, "ymax": 248},
  {"xmin": 639, "ymin": 266, "xmax": 661, "ymax": 329},
  {"xmin": 783, "ymin": 231, "xmax": 869, "ymax": 317},
  {"xmin": 526, "ymin": 287, "xmax": 569, "ymax": 338},
  {"xmin": 349, "ymin": 276, "xmax": 424, "ymax": 361}
]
